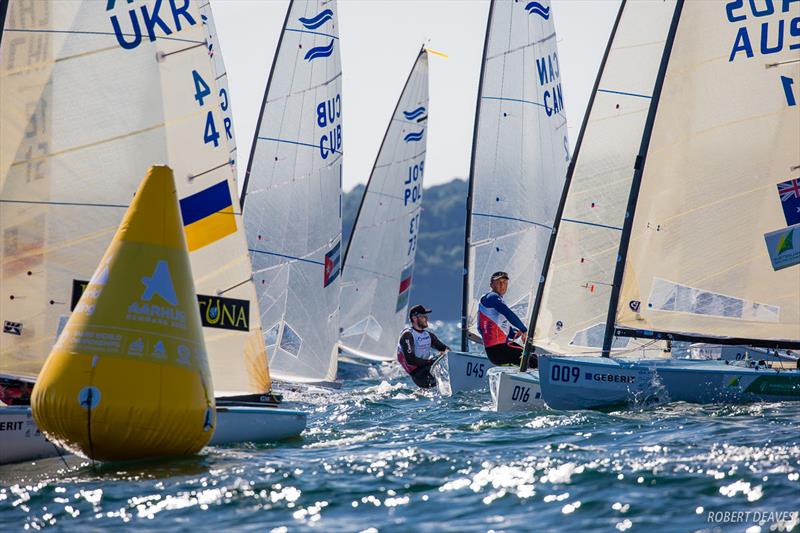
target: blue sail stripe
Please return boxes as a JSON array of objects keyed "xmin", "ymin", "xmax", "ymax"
[
  {"xmin": 304, "ymin": 40, "xmax": 335, "ymax": 61},
  {"xmin": 257, "ymin": 136, "xmax": 343, "ymax": 155},
  {"xmin": 473, "ymin": 212, "xmax": 553, "ymax": 230},
  {"xmin": 597, "ymin": 89, "xmax": 652, "ymax": 100},
  {"xmin": 286, "ymin": 28, "xmax": 339, "ymax": 40},
  {"xmin": 482, "ymin": 96, "xmax": 546, "ymax": 108},
  {"xmin": 249, "ymin": 249, "xmax": 324, "ymax": 266},
  {"xmin": 525, "ymin": 1, "xmax": 551, "ymax": 19},
  {"xmin": 402, "ymin": 106, "xmax": 427, "ymax": 120},
  {"xmin": 403, "ymin": 130, "xmax": 425, "ymax": 142},
  {"xmin": 3, "ymin": 28, "xmax": 204, "ymax": 45},
  {"xmin": 561, "ymin": 218, "xmax": 623, "ymax": 231}
]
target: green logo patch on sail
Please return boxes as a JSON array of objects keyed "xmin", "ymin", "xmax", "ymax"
[{"xmin": 763, "ymin": 223, "xmax": 800, "ymax": 270}]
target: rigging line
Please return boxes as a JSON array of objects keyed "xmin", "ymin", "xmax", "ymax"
[
  {"xmin": 484, "ymin": 30, "xmax": 557, "ymax": 62},
  {"xmin": 472, "ymin": 212, "xmax": 553, "ymax": 230},
  {"xmin": 482, "ymin": 95, "xmax": 545, "ymax": 108},
  {"xmin": 188, "ymin": 161, "xmax": 231, "ymax": 181},
  {"xmin": 160, "ymin": 42, "xmax": 206, "ymax": 58},
  {"xmin": 2, "ymin": 28, "xmax": 205, "ymax": 45},
  {"xmin": 561, "ymin": 218, "xmax": 623, "ymax": 231},
  {"xmin": 216, "ymin": 277, "xmax": 252, "ymax": 296},
  {"xmin": 248, "ymin": 248, "xmax": 324, "ymax": 266},
  {"xmin": 285, "ymin": 28, "xmax": 339, "ymax": 40},
  {"xmin": 256, "ymin": 136, "xmax": 343, "ymax": 155},
  {"xmin": 215, "ymin": 72, "xmax": 227, "ymax": 81},
  {"xmin": 766, "ymin": 58, "xmax": 800, "ymax": 68},
  {"xmin": 597, "ymin": 88, "xmax": 652, "ymax": 99},
  {"xmin": 0, "ymin": 199, "xmax": 127, "ymax": 209}
]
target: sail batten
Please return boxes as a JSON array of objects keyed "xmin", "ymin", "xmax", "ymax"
[
  {"xmin": 339, "ymin": 49, "xmax": 429, "ymax": 360},
  {"xmin": 243, "ymin": 0, "xmax": 343, "ymax": 383},
  {"xmin": 461, "ymin": 0, "xmax": 568, "ymax": 351}
]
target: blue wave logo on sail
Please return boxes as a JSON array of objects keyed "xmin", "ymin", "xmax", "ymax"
[
  {"xmin": 299, "ymin": 9, "xmax": 334, "ymax": 30},
  {"xmin": 403, "ymin": 130, "xmax": 425, "ymax": 143},
  {"xmin": 304, "ymin": 40, "xmax": 335, "ymax": 62},
  {"xmin": 525, "ymin": 1, "xmax": 550, "ymax": 19},
  {"xmin": 402, "ymin": 107, "xmax": 427, "ymax": 120}
]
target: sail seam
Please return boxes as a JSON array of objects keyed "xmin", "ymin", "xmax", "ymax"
[
  {"xmin": 285, "ymin": 28, "xmax": 338, "ymax": 40},
  {"xmin": 472, "ymin": 212, "xmax": 553, "ymax": 230},
  {"xmin": 561, "ymin": 218, "xmax": 623, "ymax": 231},
  {"xmin": 248, "ymin": 249, "xmax": 324, "ymax": 266},
  {"xmin": 597, "ymin": 88, "xmax": 652, "ymax": 99},
  {"xmin": 256, "ymin": 136, "xmax": 342, "ymax": 155},
  {"xmin": 3, "ymin": 28, "xmax": 204, "ymax": 45}
]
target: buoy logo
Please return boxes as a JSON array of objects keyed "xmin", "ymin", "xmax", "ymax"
[
  {"xmin": 152, "ymin": 340, "xmax": 167, "ymax": 359},
  {"xmin": 141, "ymin": 260, "xmax": 178, "ymax": 305},
  {"xmin": 78, "ymin": 386, "xmax": 101, "ymax": 410}
]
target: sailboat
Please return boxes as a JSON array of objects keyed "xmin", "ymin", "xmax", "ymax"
[
  {"xmin": 338, "ymin": 48, "xmax": 429, "ymax": 364},
  {"xmin": 0, "ymin": 0, "xmax": 304, "ymax": 465},
  {"xmin": 435, "ymin": 0, "xmax": 568, "ymax": 395},
  {"xmin": 241, "ymin": 0, "xmax": 343, "ymax": 386},
  {"xmin": 515, "ymin": 0, "xmax": 799, "ymax": 410},
  {"xmin": 490, "ymin": 0, "xmax": 677, "ymax": 411}
]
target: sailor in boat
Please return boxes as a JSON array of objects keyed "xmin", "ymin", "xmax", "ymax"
[
  {"xmin": 477, "ymin": 272, "xmax": 531, "ymax": 368},
  {"xmin": 397, "ymin": 305, "xmax": 451, "ymax": 389}
]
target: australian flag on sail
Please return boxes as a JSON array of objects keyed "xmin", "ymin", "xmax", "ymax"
[
  {"xmin": 777, "ymin": 178, "xmax": 800, "ymax": 226},
  {"xmin": 323, "ymin": 240, "xmax": 341, "ymax": 288},
  {"xmin": 395, "ymin": 264, "xmax": 414, "ymax": 312}
]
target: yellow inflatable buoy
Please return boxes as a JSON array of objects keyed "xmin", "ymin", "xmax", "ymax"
[{"xmin": 31, "ymin": 166, "xmax": 215, "ymax": 461}]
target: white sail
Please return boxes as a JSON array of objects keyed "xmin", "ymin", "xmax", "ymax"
[
  {"xmin": 463, "ymin": 0, "xmax": 568, "ymax": 345},
  {"xmin": 0, "ymin": 0, "xmax": 270, "ymax": 394},
  {"xmin": 339, "ymin": 50, "xmax": 429, "ymax": 361},
  {"xmin": 242, "ymin": 0, "xmax": 342, "ymax": 383},
  {"xmin": 533, "ymin": 0, "xmax": 677, "ymax": 354},
  {"xmin": 614, "ymin": 0, "xmax": 800, "ymax": 347},
  {"xmin": 198, "ymin": 1, "xmax": 238, "ymax": 178}
]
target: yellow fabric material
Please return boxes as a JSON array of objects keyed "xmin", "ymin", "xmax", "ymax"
[
  {"xmin": 184, "ymin": 205, "xmax": 237, "ymax": 252},
  {"xmin": 31, "ymin": 166, "xmax": 215, "ymax": 461}
]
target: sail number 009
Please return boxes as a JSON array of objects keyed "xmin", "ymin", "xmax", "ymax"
[{"xmin": 551, "ymin": 364, "xmax": 580, "ymax": 383}]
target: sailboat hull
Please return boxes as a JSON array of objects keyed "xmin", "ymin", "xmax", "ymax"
[
  {"xmin": 538, "ymin": 356, "xmax": 800, "ymax": 410},
  {"xmin": 0, "ymin": 405, "xmax": 306, "ymax": 465},
  {"xmin": 488, "ymin": 367, "xmax": 545, "ymax": 412},
  {"xmin": 431, "ymin": 351, "xmax": 493, "ymax": 396}
]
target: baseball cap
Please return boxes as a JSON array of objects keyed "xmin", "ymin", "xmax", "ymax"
[
  {"xmin": 408, "ymin": 304, "xmax": 432, "ymax": 318},
  {"xmin": 490, "ymin": 271, "xmax": 509, "ymax": 282}
]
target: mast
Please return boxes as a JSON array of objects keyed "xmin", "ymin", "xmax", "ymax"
[
  {"xmin": 0, "ymin": 0, "xmax": 9, "ymax": 47},
  {"xmin": 520, "ymin": 0, "xmax": 627, "ymax": 370},
  {"xmin": 460, "ymin": 0, "xmax": 494, "ymax": 352},
  {"xmin": 601, "ymin": 0, "xmax": 685, "ymax": 357},
  {"xmin": 240, "ymin": 0, "xmax": 294, "ymax": 208},
  {"xmin": 341, "ymin": 46, "xmax": 426, "ymax": 270}
]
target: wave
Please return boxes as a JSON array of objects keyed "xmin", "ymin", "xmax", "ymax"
[
  {"xmin": 298, "ymin": 9, "xmax": 334, "ymax": 30},
  {"xmin": 403, "ymin": 130, "xmax": 425, "ymax": 142},
  {"xmin": 304, "ymin": 40, "xmax": 335, "ymax": 62},
  {"xmin": 403, "ymin": 106, "xmax": 427, "ymax": 120},
  {"xmin": 525, "ymin": 1, "xmax": 551, "ymax": 19}
]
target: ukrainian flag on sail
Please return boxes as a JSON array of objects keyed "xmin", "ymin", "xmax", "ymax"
[{"xmin": 179, "ymin": 181, "xmax": 236, "ymax": 251}]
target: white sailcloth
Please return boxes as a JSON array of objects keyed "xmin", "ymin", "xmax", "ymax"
[
  {"xmin": 199, "ymin": 1, "xmax": 238, "ymax": 178},
  {"xmin": 339, "ymin": 50, "xmax": 429, "ymax": 361},
  {"xmin": 464, "ymin": 0, "xmax": 568, "ymax": 340},
  {"xmin": 614, "ymin": 1, "xmax": 800, "ymax": 346},
  {"xmin": 0, "ymin": 0, "xmax": 270, "ymax": 394},
  {"xmin": 533, "ymin": 0, "xmax": 677, "ymax": 354},
  {"xmin": 242, "ymin": 0, "xmax": 343, "ymax": 383}
]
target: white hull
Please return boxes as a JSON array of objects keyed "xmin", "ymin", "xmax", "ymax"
[
  {"xmin": 1, "ymin": 405, "xmax": 307, "ymax": 465},
  {"xmin": 488, "ymin": 367, "xmax": 545, "ymax": 412},
  {"xmin": 209, "ymin": 406, "xmax": 307, "ymax": 445},
  {"xmin": 431, "ymin": 351, "xmax": 493, "ymax": 396}
]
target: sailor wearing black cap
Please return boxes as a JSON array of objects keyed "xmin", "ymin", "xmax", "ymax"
[
  {"xmin": 396, "ymin": 304, "xmax": 450, "ymax": 389},
  {"xmin": 477, "ymin": 271, "xmax": 532, "ymax": 367}
]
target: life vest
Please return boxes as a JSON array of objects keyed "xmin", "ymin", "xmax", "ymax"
[
  {"xmin": 396, "ymin": 327, "xmax": 434, "ymax": 373},
  {"xmin": 477, "ymin": 291, "xmax": 513, "ymax": 347}
]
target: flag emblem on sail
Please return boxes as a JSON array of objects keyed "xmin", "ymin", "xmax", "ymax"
[
  {"xmin": 304, "ymin": 41, "xmax": 335, "ymax": 62},
  {"xmin": 525, "ymin": 1, "xmax": 550, "ymax": 19},
  {"xmin": 763, "ymin": 224, "xmax": 800, "ymax": 271},
  {"xmin": 395, "ymin": 264, "xmax": 414, "ymax": 312},
  {"xmin": 299, "ymin": 9, "xmax": 334, "ymax": 29},
  {"xmin": 404, "ymin": 130, "xmax": 424, "ymax": 142},
  {"xmin": 179, "ymin": 181, "xmax": 236, "ymax": 251},
  {"xmin": 777, "ymin": 178, "xmax": 800, "ymax": 226},
  {"xmin": 324, "ymin": 241, "xmax": 341, "ymax": 287}
]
